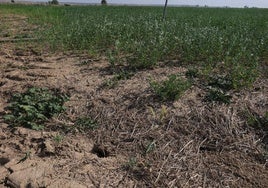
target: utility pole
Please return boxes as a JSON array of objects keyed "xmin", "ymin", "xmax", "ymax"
[{"xmin": 163, "ymin": 0, "xmax": 168, "ymax": 20}]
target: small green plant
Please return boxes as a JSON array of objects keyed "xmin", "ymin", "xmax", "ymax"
[
  {"xmin": 102, "ymin": 78, "xmax": 118, "ymax": 89},
  {"xmin": 114, "ymin": 70, "xmax": 134, "ymax": 80},
  {"xmin": 149, "ymin": 105, "xmax": 168, "ymax": 123},
  {"xmin": 75, "ymin": 117, "xmax": 98, "ymax": 131},
  {"xmin": 102, "ymin": 70, "xmax": 134, "ymax": 88},
  {"xmin": 127, "ymin": 51, "xmax": 159, "ymax": 70},
  {"xmin": 127, "ymin": 157, "xmax": 137, "ymax": 167},
  {"xmin": 230, "ymin": 64, "xmax": 258, "ymax": 89},
  {"xmin": 145, "ymin": 140, "xmax": 156, "ymax": 155},
  {"xmin": 53, "ymin": 134, "xmax": 64, "ymax": 143},
  {"xmin": 80, "ymin": 59, "xmax": 93, "ymax": 66},
  {"xmin": 4, "ymin": 87, "xmax": 68, "ymax": 130},
  {"xmin": 247, "ymin": 111, "xmax": 268, "ymax": 132},
  {"xmin": 208, "ymin": 75, "xmax": 233, "ymax": 91},
  {"xmin": 150, "ymin": 74, "xmax": 191, "ymax": 101},
  {"xmin": 186, "ymin": 67, "xmax": 199, "ymax": 79},
  {"xmin": 205, "ymin": 88, "xmax": 232, "ymax": 104},
  {"xmin": 122, "ymin": 156, "xmax": 150, "ymax": 179}
]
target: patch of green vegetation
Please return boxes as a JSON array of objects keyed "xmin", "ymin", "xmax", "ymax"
[
  {"xmin": 4, "ymin": 87, "xmax": 68, "ymax": 130},
  {"xmin": 102, "ymin": 78, "xmax": 118, "ymax": 89},
  {"xmin": 114, "ymin": 70, "xmax": 134, "ymax": 80},
  {"xmin": 103, "ymin": 70, "xmax": 134, "ymax": 88},
  {"xmin": 126, "ymin": 48, "xmax": 160, "ymax": 70},
  {"xmin": 75, "ymin": 117, "xmax": 98, "ymax": 131},
  {"xmin": 247, "ymin": 111, "xmax": 268, "ymax": 132},
  {"xmin": 53, "ymin": 134, "xmax": 64, "ymax": 143},
  {"xmin": 144, "ymin": 140, "xmax": 156, "ymax": 155},
  {"xmin": 200, "ymin": 59, "xmax": 259, "ymax": 91},
  {"xmin": 79, "ymin": 59, "xmax": 94, "ymax": 66},
  {"xmin": 0, "ymin": 5, "xmax": 266, "ymax": 85},
  {"xmin": 208, "ymin": 75, "xmax": 233, "ymax": 91},
  {"xmin": 205, "ymin": 88, "xmax": 232, "ymax": 104},
  {"xmin": 229, "ymin": 63, "xmax": 259, "ymax": 89},
  {"xmin": 124, "ymin": 157, "xmax": 137, "ymax": 169},
  {"xmin": 122, "ymin": 156, "xmax": 151, "ymax": 180},
  {"xmin": 150, "ymin": 74, "xmax": 191, "ymax": 101},
  {"xmin": 185, "ymin": 67, "xmax": 199, "ymax": 79}
]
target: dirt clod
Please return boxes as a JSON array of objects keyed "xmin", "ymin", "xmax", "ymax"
[
  {"xmin": 40, "ymin": 140, "xmax": 55, "ymax": 156},
  {"xmin": 6, "ymin": 161, "xmax": 53, "ymax": 188}
]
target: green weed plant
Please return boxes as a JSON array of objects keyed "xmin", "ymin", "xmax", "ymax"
[
  {"xmin": 247, "ymin": 111, "xmax": 268, "ymax": 132},
  {"xmin": 205, "ymin": 88, "xmax": 232, "ymax": 104},
  {"xmin": 75, "ymin": 117, "xmax": 98, "ymax": 131},
  {"xmin": 4, "ymin": 87, "xmax": 68, "ymax": 130},
  {"xmin": 150, "ymin": 74, "xmax": 191, "ymax": 101}
]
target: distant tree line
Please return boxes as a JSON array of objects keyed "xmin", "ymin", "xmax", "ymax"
[
  {"xmin": 10, "ymin": 0, "xmax": 59, "ymax": 5},
  {"xmin": 101, "ymin": 0, "xmax": 107, "ymax": 5},
  {"xmin": 48, "ymin": 0, "xmax": 59, "ymax": 5}
]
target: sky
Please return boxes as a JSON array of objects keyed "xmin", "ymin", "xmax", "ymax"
[{"xmin": 17, "ymin": 0, "xmax": 268, "ymax": 8}]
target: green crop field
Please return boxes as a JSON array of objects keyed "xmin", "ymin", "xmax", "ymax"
[{"xmin": 1, "ymin": 4, "xmax": 267, "ymax": 87}]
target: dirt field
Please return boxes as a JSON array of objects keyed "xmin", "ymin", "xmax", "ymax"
[{"xmin": 0, "ymin": 14, "xmax": 268, "ymax": 187}]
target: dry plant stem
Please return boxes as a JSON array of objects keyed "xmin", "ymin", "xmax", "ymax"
[
  {"xmin": 197, "ymin": 138, "xmax": 208, "ymax": 154},
  {"xmin": 155, "ymin": 150, "xmax": 172, "ymax": 184},
  {"xmin": 178, "ymin": 140, "xmax": 194, "ymax": 154}
]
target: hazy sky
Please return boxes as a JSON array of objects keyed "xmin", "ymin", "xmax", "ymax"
[{"xmin": 18, "ymin": 0, "xmax": 268, "ymax": 8}]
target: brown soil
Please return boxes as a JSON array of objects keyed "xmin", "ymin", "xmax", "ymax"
[{"xmin": 0, "ymin": 14, "xmax": 268, "ymax": 188}]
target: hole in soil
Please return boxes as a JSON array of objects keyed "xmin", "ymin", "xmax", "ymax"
[
  {"xmin": 0, "ymin": 157, "xmax": 10, "ymax": 166},
  {"xmin": 91, "ymin": 144, "xmax": 110, "ymax": 158},
  {"xmin": 0, "ymin": 81, "xmax": 6, "ymax": 87}
]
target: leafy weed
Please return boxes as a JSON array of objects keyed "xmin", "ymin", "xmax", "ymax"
[
  {"xmin": 75, "ymin": 117, "xmax": 98, "ymax": 131},
  {"xmin": 4, "ymin": 87, "xmax": 68, "ymax": 130},
  {"xmin": 150, "ymin": 74, "xmax": 191, "ymax": 101},
  {"xmin": 205, "ymin": 88, "xmax": 232, "ymax": 104}
]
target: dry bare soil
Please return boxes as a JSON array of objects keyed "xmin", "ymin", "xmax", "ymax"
[{"xmin": 0, "ymin": 14, "xmax": 268, "ymax": 187}]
